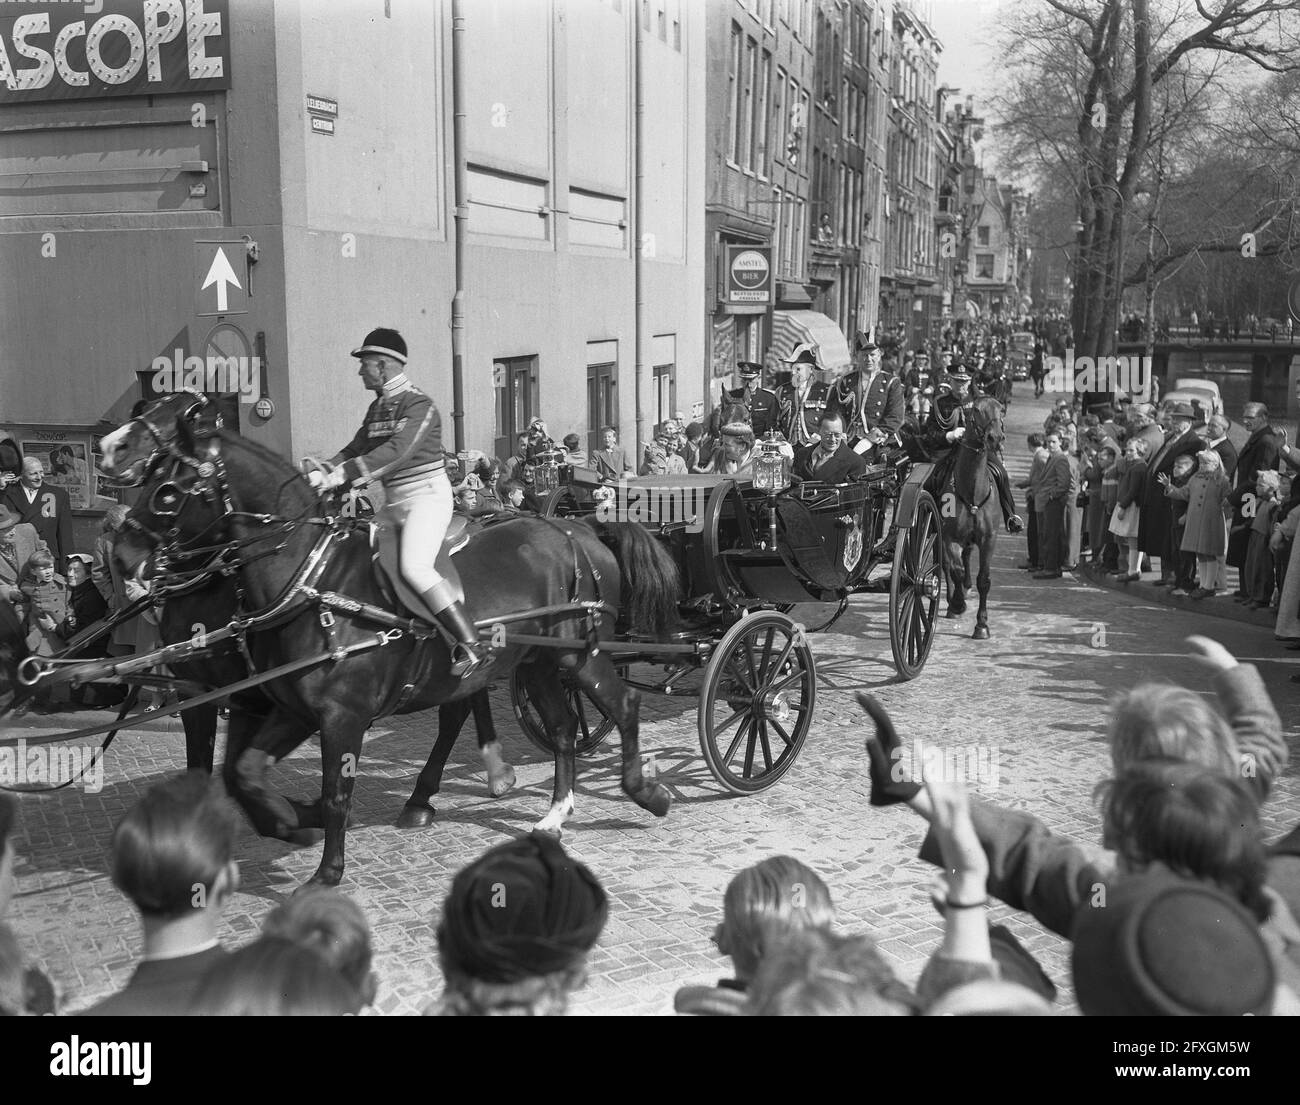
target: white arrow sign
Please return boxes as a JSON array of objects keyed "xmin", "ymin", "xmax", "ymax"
[{"xmin": 201, "ymin": 247, "xmax": 242, "ymax": 313}]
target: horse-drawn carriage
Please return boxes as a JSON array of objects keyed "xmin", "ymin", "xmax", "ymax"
[
  {"xmin": 2, "ymin": 397, "xmax": 949, "ymax": 885},
  {"xmin": 512, "ymin": 443, "xmax": 944, "ymax": 793}
]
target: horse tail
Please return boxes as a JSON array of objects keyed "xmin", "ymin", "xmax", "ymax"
[{"xmin": 585, "ymin": 520, "xmax": 680, "ymax": 637}]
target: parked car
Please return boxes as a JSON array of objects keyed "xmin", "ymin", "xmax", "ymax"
[{"xmin": 1158, "ymin": 386, "xmax": 1224, "ymax": 425}]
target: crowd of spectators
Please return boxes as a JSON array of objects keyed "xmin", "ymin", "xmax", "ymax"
[
  {"xmin": 2, "ymin": 631, "xmax": 1295, "ymax": 1017},
  {"xmin": 1013, "ymin": 392, "xmax": 1300, "ymax": 625}
]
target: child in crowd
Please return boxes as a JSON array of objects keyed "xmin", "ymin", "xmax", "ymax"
[
  {"xmin": 1108, "ymin": 438, "xmax": 1148, "ymax": 582},
  {"xmin": 1243, "ymin": 470, "xmax": 1282, "ymax": 610},
  {"xmin": 1161, "ymin": 449, "xmax": 1231, "ymax": 599},
  {"xmin": 261, "ymin": 886, "xmax": 377, "ymax": 1014},
  {"xmin": 1166, "ymin": 453, "xmax": 1199, "ymax": 596},
  {"xmin": 675, "ymin": 855, "xmax": 835, "ymax": 1015},
  {"xmin": 1080, "ymin": 439, "xmax": 1109, "ymax": 566},
  {"xmin": 189, "ymin": 938, "xmax": 359, "ymax": 1016},
  {"xmin": 1096, "ymin": 443, "xmax": 1120, "ymax": 572},
  {"xmin": 20, "ymin": 550, "xmax": 69, "ymax": 711}
]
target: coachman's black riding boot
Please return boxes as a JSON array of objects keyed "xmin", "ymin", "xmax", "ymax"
[
  {"xmin": 988, "ymin": 458, "xmax": 1024, "ymax": 533},
  {"xmin": 422, "ymin": 581, "xmax": 490, "ymax": 678}
]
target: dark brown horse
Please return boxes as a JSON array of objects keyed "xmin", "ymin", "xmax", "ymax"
[
  {"xmin": 99, "ymin": 400, "xmax": 678, "ymax": 886},
  {"xmin": 938, "ymin": 396, "xmax": 1005, "ymax": 640}
]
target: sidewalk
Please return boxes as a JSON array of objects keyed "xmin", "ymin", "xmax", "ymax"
[{"xmin": 1074, "ymin": 560, "xmax": 1280, "ymax": 632}]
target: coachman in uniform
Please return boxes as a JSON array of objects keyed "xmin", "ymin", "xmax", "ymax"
[
  {"xmin": 773, "ymin": 343, "xmax": 828, "ymax": 448},
  {"xmin": 823, "ymin": 331, "xmax": 906, "ymax": 456},
  {"xmin": 729, "ymin": 362, "xmax": 781, "ymax": 438},
  {"xmin": 919, "ymin": 371, "xmax": 1023, "ymax": 533},
  {"xmin": 306, "ymin": 327, "xmax": 487, "ymax": 677}
]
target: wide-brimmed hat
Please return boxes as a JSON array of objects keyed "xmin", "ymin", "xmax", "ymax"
[
  {"xmin": 0, "ymin": 506, "xmax": 17, "ymax": 532},
  {"xmin": 1166, "ymin": 401, "xmax": 1197, "ymax": 420},
  {"xmin": 350, "ymin": 327, "xmax": 408, "ymax": 364},
  {"xmin": 781, "ymin": 343, "xmax": 821, "ymax": 368}
]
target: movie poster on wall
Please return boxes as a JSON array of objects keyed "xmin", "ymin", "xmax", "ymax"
[{"xmin": 22, "ymin": 438, "xmax": 92, "ymax": 510}]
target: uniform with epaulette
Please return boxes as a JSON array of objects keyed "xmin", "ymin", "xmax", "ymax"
[
  {"xmin": 730, "ymin": 362, "xmax": 781, "ymax": 438},
  {"xmin": 822, "ymin": 331, "xmax": 906, "ymax": 455},
  {"xmin": 772, "ymin": 343, "xmax": 829, "ymax": 447}
]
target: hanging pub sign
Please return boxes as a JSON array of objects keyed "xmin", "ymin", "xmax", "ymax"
[
  {"xmin": 724, "ymin": 245, "xmax": 773, "ymax": 306},
  {"xmin": 0, "ymin": 0, "xmax": 231, "ymax": 104}
]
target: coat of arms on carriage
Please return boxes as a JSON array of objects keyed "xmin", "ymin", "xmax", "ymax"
[{"xmin": 842, "ymin": 516, "xmax": 863, "ymax": 571}]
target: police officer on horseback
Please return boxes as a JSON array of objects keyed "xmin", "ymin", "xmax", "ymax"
[
  {"xmin": 920, "ymin": 369, "xmax": 1024, "ymax": 533},
  {"xmin": 305, "ymin": 327, "xmax": 487, "ymax": 678}
]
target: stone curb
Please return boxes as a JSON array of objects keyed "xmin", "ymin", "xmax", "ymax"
[{"xmin": 1074, "ymin": 563, "xmax": 1279, "ymax": 630}]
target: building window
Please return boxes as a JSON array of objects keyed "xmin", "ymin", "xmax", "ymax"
[
  {"xmin": 772, "ymin": 69, "xmax": 786, "ymax": 174},
  {"xmin": 976, "ymin": 253, "xmax": 995, "ymax": 279},
  {"xmin": 742, "ymin": 37, "xmax": 758, "ymax": 169},
  {"xmin": 728, "ymin": 24, "xmax": 743, "ymax": 165},
  {"xmin": 653, "ymin": 364, "xmax": 676, "ymax": 426},
  {"xmin": 977, "ymin": 225, "xmax": 990, "ymax": 246},
  {"xmin": 754, "ymin": 50, "xmax": 771, "ymax": 175},
  {"xmin": 494, "ymin": 355, "xmax": 540, "ymax": 461}
]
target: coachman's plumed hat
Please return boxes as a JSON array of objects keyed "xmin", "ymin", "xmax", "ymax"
[{"xmin": 351, "ymin": 328, "xmax": 408, "ymax": 365}]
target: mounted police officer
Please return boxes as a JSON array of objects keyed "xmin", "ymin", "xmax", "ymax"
[
  {"xmin": 920, "ymin": 369, "xmax": 1023, "ymax": 533},
  {"xmin": 823, "ymin": 330, "xmax": 905, "ymax": 458},
  {"xmin": 773, "ymin": 343, "xmax": 828, "ymax": 448},
  {"xmin": 305, "ymin": 327, "xmax": 487, "ymax": 678},
  {"xmin": 729, "ymin": 361, "xmax": 781, "ymax": 438}
]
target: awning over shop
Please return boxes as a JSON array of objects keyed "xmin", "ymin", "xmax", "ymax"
[{"xmin": 769, "ymin": 310, "xmax": 853, "ymax": 379}]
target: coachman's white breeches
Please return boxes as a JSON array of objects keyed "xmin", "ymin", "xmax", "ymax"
[{"xmin": 382, "ymin": 471, "xmax": 453, "ymax": 595}]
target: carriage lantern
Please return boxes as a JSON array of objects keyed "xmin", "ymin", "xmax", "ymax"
[
  {"xmin": 753, "ymin": 431, "xmax": 791, "ymax": 495},
  {"xmin": 532, "ymin": 446, "xmax": 564, "ymax": 494}
]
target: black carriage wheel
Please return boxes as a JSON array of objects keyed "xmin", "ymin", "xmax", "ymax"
[
  {"xmin": 697, "ymin": 611, "xmax": 815, "ymax": 794},
  {"xmin": 889, "ymin": 490, "xmax": 943, "ymax": 680},
  {"xmin": 511, "ymin": 667, "xmax": 616, "ymax": 757}
]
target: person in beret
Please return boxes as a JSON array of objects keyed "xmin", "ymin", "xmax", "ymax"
[{"xmin": 431, "ymin": 832, "xmax": 608, "ymax": 1016}]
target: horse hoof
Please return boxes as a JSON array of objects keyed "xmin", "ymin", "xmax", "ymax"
[
  {"xmin": 972, "ymin": 626, "xmax": 991, "ymax": 641},
  {"xmin": 395, "ymin": 804, "xmax": 435, "ymax": 829},
  {"xmin": 300, "ymin": 869, "xmax": 342, "ymax": 892},
  {"xmin": 631, "ymin": 783, "xmax": 672, "ymax": 818},
  {"xmin": 487, "ymin": 766, "xmax": 517, "ymax": 798}
]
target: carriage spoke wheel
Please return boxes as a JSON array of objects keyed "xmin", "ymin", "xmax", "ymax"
[
  {"xmin": 889, "ymin": 490, "xmax": 943, "ymax": 681},
  {"xmin": 698, "ymin": 611, "xmax": 816, "ymax": 794},
  {"xmin": 511, "ymin": 667, "xmax": 616, "ymax": 757}
]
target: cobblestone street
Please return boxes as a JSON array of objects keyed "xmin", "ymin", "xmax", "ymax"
[{"xmin": 6, "ymin": 388, "xmax": 1299, "ymax": 1016}]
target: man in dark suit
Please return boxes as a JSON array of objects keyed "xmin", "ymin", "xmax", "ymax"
[
  {"xmin": 1139, "ymin": 402, "xmax": 1204, "ymax": 586},
  {"xmin": 1203, "ymin": 414, "xmax": 1237, "ymax": 482},
  {"xmin": 79, "ymin": 772, "xmax": 238, "ymax": 1016},
  {"xmin": 1226, "ymin": 403, "xmax": 1282, "ymax": 587},
  {"xmin": 792, "ymin": 414, "xmax": 866, "ymax": 483},
  {"xmin": 823, "ymin": 330, "xmax": 906, "ymax": 457},
  {"xmin": 1034, "ymin": 432, "xmax": 1072, "ymax": 578},
  {"xmin": 774, "ymin": 344, "xmax": 828, "ymax": 448},
  {"xmin": 2, "ymin": 457, "xmax": 73, "ymax": 563}
]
